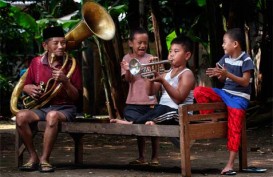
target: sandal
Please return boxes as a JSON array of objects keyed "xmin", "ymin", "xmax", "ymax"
[
  {"xmin": 39, "ymin": 162, "xmax": 55, "ymax": 173},
  {"xmin": 242, "ymin": 166, "xmax": 267, "ymax": 173},
  {"xmin": 18, "ymin": 162, "xmax": 39, "ymax": 171},
  {"xmin": 129, "ymin": 159, "xmax": 148, "ymax": 165},
  {"xmin": 221, "ymin": 170, "xmax": 236, "ymax": 176},
  {"xmin": 149, "ymin": 160, "xmax": 160, "ymax": 166}
]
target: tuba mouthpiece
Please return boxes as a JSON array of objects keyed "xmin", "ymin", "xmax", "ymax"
[{"xmin": 50, "ymin": 53, "xmax": 55, "ymax": 65}]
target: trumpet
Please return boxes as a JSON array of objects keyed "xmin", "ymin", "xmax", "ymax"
[{"xmin": 129, "ymin": 58, "xmax": 171, "ymax": 78}]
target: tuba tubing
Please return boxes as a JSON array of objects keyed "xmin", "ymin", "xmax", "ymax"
[
  {"xmin": 10, "ymin": 71, "xmax": 28, "ymax": 115},
  {"xmin": 10, "ymin": 54, "xmax": 76, "ymax": 115},
  {"xmin": 21, "ymin": 53, "xmax": 71, "ymax": 109},
  {"xmin": 34, "ymin": 55, "xmax": 76, "ymax": 109}
]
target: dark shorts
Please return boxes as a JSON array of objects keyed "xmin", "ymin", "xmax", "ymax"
[
  {"xmin": 124, "ymin": 104, "xmax": 177, "ymax": 124},
  {"xmin": 32, "ymin": 105, "xmax": 77, "ymax": 122},
  {"xmin": 123, "ymin": 104, "xmax": 154, "ymax": 122}
]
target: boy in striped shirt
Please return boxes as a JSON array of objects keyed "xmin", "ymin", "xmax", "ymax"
[{"xmin": 194, "ymin": 28, "xmax": 254, "ymax": 175}]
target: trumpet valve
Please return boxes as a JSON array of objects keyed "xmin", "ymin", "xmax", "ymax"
[{"xmin": 39, "ymin": 81, "xmax": 45, "ymax": 93}]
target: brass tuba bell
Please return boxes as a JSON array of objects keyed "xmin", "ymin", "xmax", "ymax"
[
  {"xmin": 65, "ymin": 1, "xmax": 116, "ymax": 50},
  {"xmin": 10, "ymin": 1, "xmax": 116, "ymax": 115}
]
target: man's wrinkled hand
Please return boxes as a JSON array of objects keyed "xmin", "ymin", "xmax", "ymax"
[
  {"xmin": 51, "ymin": 66, "xmax": 68, "ymax": 83},
  {"xmin": 24, "ymin": 84, "xmax": 43, "ymax": 100}
]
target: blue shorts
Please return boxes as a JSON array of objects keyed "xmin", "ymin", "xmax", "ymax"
[
  {"xmin": 32, "ymin": 105, "xmax": 77, "ymax": 122},
  {"xmin": 213, "ymin": 88, "xmax": 249, "ymax": 110}
]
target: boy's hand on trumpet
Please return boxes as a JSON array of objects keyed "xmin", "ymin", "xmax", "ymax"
[
  {"xmin": 120, "ymin": 60, "xmax": 129, "ymax": 71},
  {"xmin": 148, "ymin": 71, "xmax": 164, "ymax": 83}
]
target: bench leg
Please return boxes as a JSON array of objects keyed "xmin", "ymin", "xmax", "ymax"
[
  {"xmin": 180, "ymin": 126, "xmax": 191, "ymax": 177},
  {"xmin": 70, "ymin": 134, "xmax": 84, "ymax": 165},
  {"xmin": 239, "ymin": 119, "xmax": 248, "ymax": 170}
]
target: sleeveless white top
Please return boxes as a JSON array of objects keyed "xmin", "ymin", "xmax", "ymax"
[{"xmin": 159, "ymin": 68, "xmax": 194, "ymax": 109}]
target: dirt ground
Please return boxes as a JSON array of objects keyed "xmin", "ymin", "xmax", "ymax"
[{"xmin": 0, "ymin": 120, "xmax": 272, "ymax": 177}]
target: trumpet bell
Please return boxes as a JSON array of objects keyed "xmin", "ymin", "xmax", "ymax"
[
  {"xmin": 65, "ymin": 1, "xmax": 116, "ymax": 49},
  {"xmin": 129, "ymin": 58, "xmax": 142, "ymax": 75},
  {"xmin": 129, "ymin": 58, "xmax": 171, "ymax": 78}
]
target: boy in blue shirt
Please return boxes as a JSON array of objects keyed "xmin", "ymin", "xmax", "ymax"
[{"xmin": 194, "ymin": 28, "xmax": 254, "ymax": 175}]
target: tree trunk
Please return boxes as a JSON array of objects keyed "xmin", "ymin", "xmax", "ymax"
[
  {"xmin": 102, "ymin": 15, "xmax": 127, "ymax": 119},
  {"xmin": 259, "ymin": 0, "xmax": 273, "ymax": 101},
  {"xmin": 128, "ymin": 0, "xmax": 140, "ymax": 29},
  {"xmin": 206, "ymin": 0, "xmax": 224, "ymax": 87},
  {"xmin": 149, "ymin": 0, "xmax": 168, "ymax": 59},
  {"xmin": 81, "ymin": 41, "xmax": 94, "ymax": 115},
  {"xmin": 224, "ymin": 0, "xmax": 245, "ymax": 30}
]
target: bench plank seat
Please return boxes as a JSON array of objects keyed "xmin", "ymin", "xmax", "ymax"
[
  {"xmin": 37, "ymin": 122, "xmax": 180, "ymax": 137},
  {"xmin": 15, "ymin": 102, "xmax": 248, "ymax": 177}
]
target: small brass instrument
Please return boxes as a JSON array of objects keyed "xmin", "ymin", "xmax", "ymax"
[
  {"xmin": 129, "ymin": 58, "xmax": 172, "ymax": 78},
  {"xmin": 10, "ymin": 1, "xmax": 116, "ymax": 115}
]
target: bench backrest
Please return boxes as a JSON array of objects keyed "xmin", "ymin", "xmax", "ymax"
[{"xmin": 179, "ymin": 102, "xmax": 228, "ymax": 140}]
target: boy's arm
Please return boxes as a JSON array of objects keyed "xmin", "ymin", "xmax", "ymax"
[
  {"xmin": 146, "ymin": 73, "xmax": 162, "ymax": 95},
  {"xmin": 122, "ymin": 70, "xmax": 132, "ymax": 82},
  {"xmin": 215, "ymin": 68, "xmax": 252, "ymax": 87},
  {"xmin": 161, "ymin": 71, "xmax": 195, "ymax": 104},
  {"xmin": 225, "ymin": 70, "xmax": 252, "ymax": 87},
  {"xmin": 121, "ymin": 60, "xmax": 133, "ymax": 82}
]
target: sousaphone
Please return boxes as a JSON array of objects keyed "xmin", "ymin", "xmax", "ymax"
[{"xmin": 10, "ymin": 1, "xmax": 116, "ymax": 115}]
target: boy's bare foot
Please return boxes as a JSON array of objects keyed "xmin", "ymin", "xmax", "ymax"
[
  {"xmin": 145, "ymin": 121, "xmax": 155, "ymax": 125},
  {"xmin": 221, "ymin": 166, "xmax": 234, "ymax": 175},
  {"xmin": 110, "ymin": 119, "xmax": 133, "ymax": 124}
]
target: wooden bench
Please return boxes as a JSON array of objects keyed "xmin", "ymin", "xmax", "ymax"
[{"xmin": 15, "ymin": 102, "xmax": 247, "ymax": 177}]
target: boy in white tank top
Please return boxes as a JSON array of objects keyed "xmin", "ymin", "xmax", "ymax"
[{"xmin": 144, "ymin": 35, "xmax": 195, "ymax": 125}]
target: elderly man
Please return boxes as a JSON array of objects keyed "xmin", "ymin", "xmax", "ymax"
[{"xmin": 16, "ymin": 26, "xmax": 82, "ymax": 173}]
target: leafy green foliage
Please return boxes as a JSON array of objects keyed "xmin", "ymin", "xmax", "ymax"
[
  {"xmin": 109, "ymin": 4, "xmax": 127, "ymax": 17},
  {"xmin": 0, "ymin": 1, "xmax": 38, "ymax": 96},
  {"xmin": 196, "ymin": 0, "xmax": 206, "ymax": 7}
]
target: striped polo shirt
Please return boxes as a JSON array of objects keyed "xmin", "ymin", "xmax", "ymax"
[{"xmin": 218, "ymin": 52, "xmax": 254, "ymax": 100}]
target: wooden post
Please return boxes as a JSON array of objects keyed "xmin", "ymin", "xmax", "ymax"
[
  {"xmin": 70, "ymin": 133, "xmax": 84, "ymax": 164},
  {"xmin": 179, "ymin": 106, "xmax": 191, "ymax": 177}
]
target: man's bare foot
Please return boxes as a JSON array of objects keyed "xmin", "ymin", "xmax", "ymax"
[
  {"xmin": 110, "ymin": 119, "xmax": 133, "ymax": 124},
  {"xmin": 145, "ymin": 121, "xmax": 155, "ymax": 125}
]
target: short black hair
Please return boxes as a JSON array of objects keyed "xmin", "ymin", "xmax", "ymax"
[
  {"xmin": 171, "ymin": 35, "xmax": 194, "ymax": 53},
  {"xmin": 225, "ymin": 28, "xmax": 246, "ymax": 50},
  {"xmin": 129, "ymin": 27, "xmax": 148, "ymax": 41}
]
